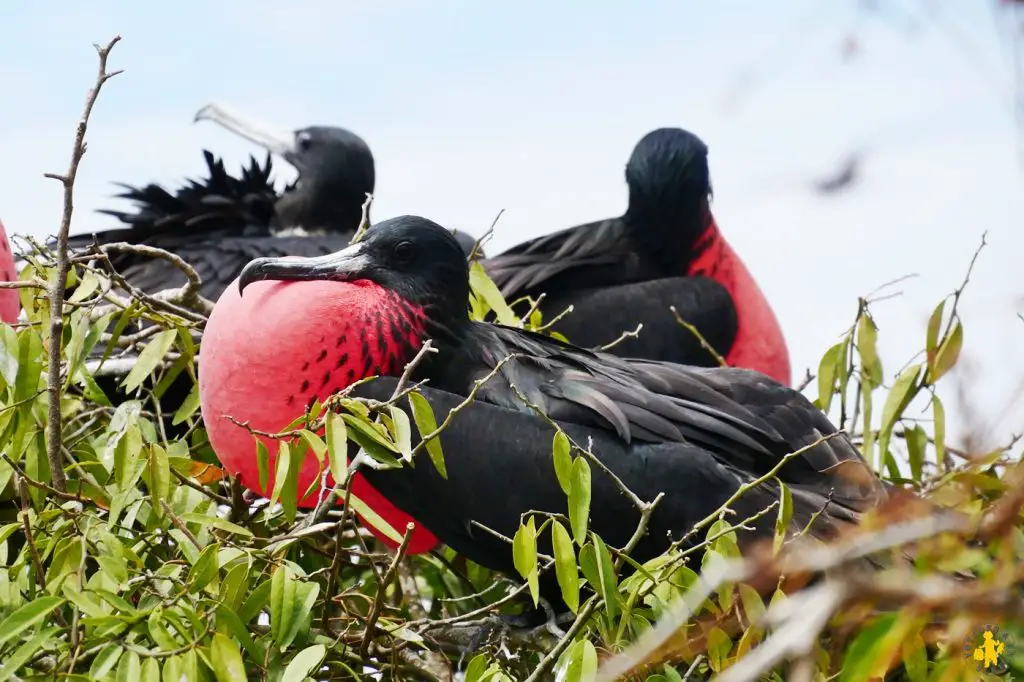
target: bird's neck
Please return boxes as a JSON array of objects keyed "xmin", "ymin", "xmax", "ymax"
[{"xmin": 622, "ymin": 195, "xmax": 712, "ymax": 274}]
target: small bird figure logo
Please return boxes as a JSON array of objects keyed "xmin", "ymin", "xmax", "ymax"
[{"xmin": 973, "ymin": 629, "xmax": 1006, "ymax": 671}]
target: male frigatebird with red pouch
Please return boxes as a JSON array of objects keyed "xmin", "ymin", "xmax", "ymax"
[
  {"xmin": 64, "ymin": 104, "xmax": 479, "ymax": 446},
  {"xmin": 484, "ymin": 128, "xmax": 792, "ymax": 386},
  {"xmin": 202, "ymin": 215, "xmax": 885, "ymax": 605}
]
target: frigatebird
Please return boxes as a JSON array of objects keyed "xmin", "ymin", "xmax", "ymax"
[
  {"xmin": 0, "ymin": 219, "xmax": 19, "ymax": 323},
  {"xmin": 483, "ymin": 128, "xmax": 792, "ymax": 386},
  {"xmin": 61, "ymin": 105, "xmax": 480, "ymax": 440},
  {"xmin": 68, "ymin": 103, "xmax": 480, "ymax": 303},
  {"xmin": 206, "ymin": 215, "xmax": 884, "ymax": 607}
]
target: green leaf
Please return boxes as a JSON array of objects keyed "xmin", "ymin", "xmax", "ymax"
[
  {"xmin": 932, "ymin": 395, "xmax": 946, "ymax": 467},
  {"xmin": 409, "ymin": 391, "xmax": 447, "ymax": 479},
  {"xmin": 512, "ymin": 516, "xmax": 539, "ymax": 606},
  {"xmin": 149, "ymin": 444, "xmax": 171, "ymax": 513},
  {"xmin": 551, "ymin": 520, "xmax": 579, "ymax": 613},
  {"xmin": 877, "ymin": 363, "xmax": 922, "ymax": 464},
  {"xmin": 815, "ymin": 340, "xmax": 845, "ymax": 412},
  {"xmin": 221, "ymin": 562, "xmax": 252, "ymax": 613},
  {"xmin": 738, "ymin": 583, "xmax": 766, "ymax": 624},
  {"xmin": 172, "ymin": 382, "xmax": 201, "ymax": 425},
  {"xmin": 210, "ymin": 632, "xmax": 247, "ymax": 682},
  {"xmin": 121, "ymin": 329, "xmax": 176, "ymax": 394},
  {"xmin": 270, "ymin": 565, "xmax": 318, "ymax": 651},
  {"xmin": 838, "ymin": 614, "xmax": 899, "ymax": 682},
  {"xmin": 281, "ymin": 441, "xmax": 304, "ymax": 524},
  {"xmin": 115, "ymin": 650, "xmax": 141, "ymax": 682},
  {"xmin": 706, "ymin": 626, "xmax": 732, "ymax": 672},
  {"xmin": 141, "ymin": 658, "xmax": 160, "ymax": 682},
  {"xmin": 929, "ymin": 318, "xmax": 963, "ymax": 383},
  {"xmin": 347, "ymin": 492, "xmax": 406, "ymax": 545},
  {"xmin": 325, "ymin": 411, "xmax": 349, "ymax": 486},
  {"xmin": 559, "ymin": 639, "xmax": 598, "ymax": 682},
  {"xmin": 925, "ymin": 299, "xmax": 945, "ymax": 362},
  {"xmin": 552, "ymin": 431, "xmax": 572, "ymax": 495},
  {"xmin": 269, "ymin": 441, "xmax": 292, "ymax": 509},
  {"xmin": 569, "ymin": 456, "xmax": 592, "ymax": 545},
  {"xmin": 857, "ymin": 312, "xmax": 882, "ymax": 386},
  {"xmin": 179, "ymin": 513, "xmax": 254, "ymax": 538},
  {"xmin": 469, "ymin": 260, "xmax": 517, "ymax": 326},
  {"xmin": 187, "ymin": 543, "xmax": 220, "ymax": 593},
  {"xmin": 343, "ymin": 413, "xmax": 402, "ymax": 466},
  {"xmin": 905, "ymin": 424, "xmax": 928, "ymax": 482},
  {"xmin": 215, "ymin": 605, "xmax": 259, "ymax": 662},
  {"xmin": 256, "ymin": 440, "xmax": 270, "ymax": 492},
  {"xmin": 388, "ymin": 405, "xmax": 413, "ymax": 459},
  {"xmin": 774, "ymin": 480, "xmax": 793, "ymax": 551},
  {"xmin": 0, "ymin": 626, "xmax": 58, "ymax": 682},
  {"xmin": 902, "ymin": 632, "xmax": 928, "ymax": 682},
  {"xmin": 591, "ymin": 533, "xmax": 620, "ymax": 617},
  {"xmin": 282, "ymin": 644, "xmax": 326, "ymax": 682},
  {"xmin": 0, "ymin": 595, "xmax": 64, "ymax": 649},
  {"xmin": 89, "ymin": 644, "xmax": 123, "ymax": 679}
]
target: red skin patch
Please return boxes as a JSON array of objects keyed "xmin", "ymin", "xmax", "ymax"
[
  {"xmin": 687, "ymin": 218, "xmax": 792, "ymax": 387},
  {"xmin": 0, "ymin": 220, "xmax": 20, "ymax": 324},
  {"xmin": 200, "ymin": 277, "xmax": 440, "ymax": 554}
]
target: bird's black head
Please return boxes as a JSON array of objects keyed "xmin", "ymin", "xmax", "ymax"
[
  {"xmin": 623, "ymin": 128, "xmax": 713, "ymax": 249},
  {"xmin": 238, "ymin": 215, "xmax": 472, "ymax": 332},
  {"xmin": 195, "ymin": 104, "xmax": 375, "ymax": 234}
]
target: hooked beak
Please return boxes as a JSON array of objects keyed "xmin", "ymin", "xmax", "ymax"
[
  {"xmin": 237, "ymin": 242, "xmax": 372, "ymax": 295},
  {"xmin": 194, "ymin": 102, "xmax": 304, "ymax": 171}
]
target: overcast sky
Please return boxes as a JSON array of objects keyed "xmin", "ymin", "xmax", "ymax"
[{"xmin": 1, "ymin": 1, "xmax": 1021, "ymax": 449}]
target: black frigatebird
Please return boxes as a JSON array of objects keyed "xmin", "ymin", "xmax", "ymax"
[
  {"xmin": 483, "ymin": 128, "xmax": 793, "ymax": 386},
  {"xmin": 69, "ymin": 103, "xmax": 481, "ymax": 303},
  {"xmin": 62, "ymin": 105, "xmax": 480, "ymax": 440},
  {"xmin": 211, "ymin": 215, "xmax": 884, "ymax": 608}
]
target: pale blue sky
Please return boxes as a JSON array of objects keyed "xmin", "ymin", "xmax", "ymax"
[{"xmin": 1, "ymin": 1, "xmax": 1021, "ymax": 447}]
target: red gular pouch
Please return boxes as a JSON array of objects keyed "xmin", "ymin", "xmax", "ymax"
[
  {"xmin": 200, "ymin": 275, "xmax": 440, "ymax": 554},
  {"xmin": 0, "ymin": 220, "xmax": 20, "ymax": 324}
]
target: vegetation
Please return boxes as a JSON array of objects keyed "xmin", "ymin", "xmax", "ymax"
[{"xmin": 1, "ymin": 37, "xmax": 1022, "ymax": 682}]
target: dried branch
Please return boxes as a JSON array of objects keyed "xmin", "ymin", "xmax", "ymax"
[
  {"xmin": 670, "ymin": 305, "xmax": 727, "ymax": 367},
  {"xmin": 42, "ymin": 35, "xmax": 122, "ymax": 493},
  {"xmin": 360, "ymin": 522, "xmax": 415, "ymax": 658}
]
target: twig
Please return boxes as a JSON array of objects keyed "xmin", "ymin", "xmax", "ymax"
[
  {"xmin": 43, "ymin": 35, "xmax": 122, "ymax": 493},
  {"xmin": 670, "ymin": 305, "xmax": 727, "ymax": 367},
  {"xmin": 350, "ymin": 193, "xmax": 375, "ymax": 244},
  {"xmin": 160, "ymin": 499, "xmax": 202, "ymax": 550},
  {"xmin": 522, "ymin": 598, "xmax": 600, "ymax": 682},
  {"xmin": 95, "ymin": 242, "xmax": 210, "ymax": 314},
  {"xmin": 469, "ymin": 208, "xmax": 505, "ymax": 262},
  {"xmin": 360, "ymin": 522, "xmax": 415, "ymax": 658},
  {"xmin": 595, "ymin": 323, "xmax": 644, "ymax": 353}
]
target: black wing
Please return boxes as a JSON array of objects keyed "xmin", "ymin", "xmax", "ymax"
[
  {"xmin": 536, "ymin": 275, "xmax": 739, "ymax": 366},
  {"xmin": 483, "ymin": 217, "xmax": 632, "ymax": 300},
  {"xmin": 455, "ymin": 322, "xmax": 882, "ymax": 511},
  {"xmin": 353, "ymin": 378, "xmax": 883, "ymax": 599}
]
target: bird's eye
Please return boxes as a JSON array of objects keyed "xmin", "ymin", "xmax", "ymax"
[
  {"xmin": 296, "ymin": 131, "xmax": 313, "ymax": 152},
  {"xmin": 393, "ymin": 241, "xmax": 415, "ymax": 262}
]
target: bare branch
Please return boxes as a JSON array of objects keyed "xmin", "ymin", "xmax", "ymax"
[{"xmin": 43, "ymin": 35, "xmax": 122, "ymax": 493}]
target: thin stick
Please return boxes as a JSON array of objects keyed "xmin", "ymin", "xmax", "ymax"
[
  {"xmin": 42, "ymin": 36, "xmax": 123, "ymax": 493},
  {"xmin": 359, "ymin": 522, "xmax": 415, "ymax": 658}
]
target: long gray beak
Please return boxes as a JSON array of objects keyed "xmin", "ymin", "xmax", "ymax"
[
  {"xmin": 237, "ymin": 242, "xmax": 371, "ymax": 295},
  {"xmin": 194, "ymin": 102, "xmax": 297, "ymax": 160}
]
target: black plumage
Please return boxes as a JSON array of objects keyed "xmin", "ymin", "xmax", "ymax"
[
  {"xmin": 482, "ymin": 128, "xmax": 739, "ymax": 367},
  {"xmin": 68, "ymin": 103, "xmax": 480, "ymax": 303},
  {"xmin": 237, "ymin": 215, "xmax": 886, "ymax": 608}
]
